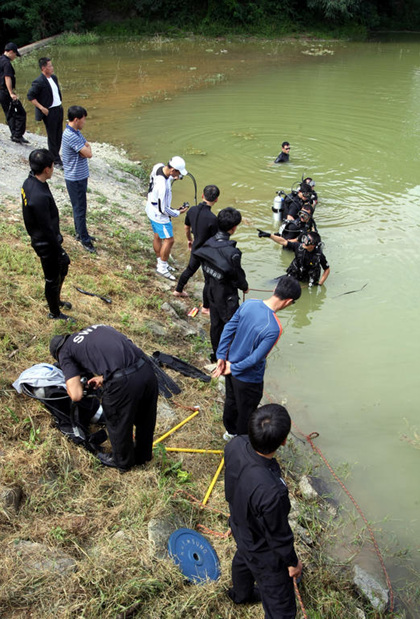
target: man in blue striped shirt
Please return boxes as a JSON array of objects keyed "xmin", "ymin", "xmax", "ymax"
[{"xmin": 62, "ymin": 105, "xmax": 95, "ymax": 253}]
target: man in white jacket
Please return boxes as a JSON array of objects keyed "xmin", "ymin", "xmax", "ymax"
[{"xmin": 145, "ymin": 156, "xmax": 189, "ymax": 280}]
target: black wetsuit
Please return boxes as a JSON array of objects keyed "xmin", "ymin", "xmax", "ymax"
[
  {"xmin": 58, "ymin": 325, "xmax": 158, "ymax": 471},
  {"xmin": 175, "ymin": 201, "xmax": 218, "ymax": 303},
  {"xmin": 0, "ymin": 54, "xmax": 26, "ymax": 139},
  {"xmin": 274, "ymin": 151, "xmax": 289, "ymax": 164},
  {"xmin": 280, "ymin": 216, "xmax": 317, "ymax": 243},
  {"xmin": 225, "ymin": 436, "xmax": 298, "ymax": 618},
  {"xmin": 194, "ymin": 231, "xmax": 248, "ymax": 356},
  {"xmin": 21, "ymin": 172, "xmax": 70, "ymax": 316},
  {"xmin": 286, "ymin": 241, "xmax": 329, "ymax": 284}
]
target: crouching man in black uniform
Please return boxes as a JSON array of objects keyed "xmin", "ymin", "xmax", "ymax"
[
  {"xmin": 21, "ymin": 148, "xmax": 72, "ymax": 320},
  {"xmin": 50, "ymin": 325, "xmax": 158, "ymax": 472},
  {"xmin": 225, "ymin": 403, "xmax": 303, "ymax": 618},
  {"xmin": 194, "ymin": 207, "xmax": 248, "ymax": 360},
  {"xmin": 258, "ymin": 230, "xmax": 330, "ymax": 287}
]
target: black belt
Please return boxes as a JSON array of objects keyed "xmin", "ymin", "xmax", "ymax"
[{"xmin": 108, "ymin": 358, "xmax": 145, "ymax": 381}]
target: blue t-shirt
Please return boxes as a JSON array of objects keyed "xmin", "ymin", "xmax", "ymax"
[
  {"xmin": 62, "ymin": 125, "xmax": 89, "ymax": 181},
  {"xmin": 216, "ymin": 299, "xmax": 282, "ymax": 383}
]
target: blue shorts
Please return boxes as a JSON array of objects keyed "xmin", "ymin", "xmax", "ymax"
[{"xmin": 150, "ymin": 220, "xmax": 173, "ymax": 239}]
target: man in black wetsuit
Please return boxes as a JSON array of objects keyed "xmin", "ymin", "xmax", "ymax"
[
  {"xmin": 21, "ymin": 148, "xmax": 72, "ymax": 321},
  {"xmin": 173, "ymin": 184, "xmax": 219, "ymax": 310},
  {"xmin": 279, "ymin": 204, "xmax": 317, "ymax": 243},
  {"xmin": 194, "ymin": 208, "xmax": 248, "ymax": 360},
  {"xmin": 274, "ymin": 141, "xmax": 290, "ymax": 164},
  {"xmin": 258, "ymin": 229, "xmax": 330, "ymax": 287},
  {"xmin": 282, "ymin": 183, "xmax": 313, "ymax": 221},
  {"xmin": 0, "ymin": 42, "xmax": 28, "ymax": 144},
  {"xmin": 225, "ymin": 403, "xmax": 303, "ymax": 618},
  {"xmin": 50, "ymin": 325, "xmax": 158, "ymax": 472}
]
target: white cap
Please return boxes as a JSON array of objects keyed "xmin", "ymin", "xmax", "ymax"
[{"xmin": 168, "ymin": 156, "xmax": 188, "ymax": 176}]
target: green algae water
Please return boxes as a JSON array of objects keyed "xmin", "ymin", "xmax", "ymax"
[{"xmin": 19, "ymin": 36, "xmax": 419, "ymax": 605}]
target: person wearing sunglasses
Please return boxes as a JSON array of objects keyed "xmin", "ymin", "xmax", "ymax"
[{"xmin": 274, "ymin": 141, "xmax": 291, "ymax": 164}]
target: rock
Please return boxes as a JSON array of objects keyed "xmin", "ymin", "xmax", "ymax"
[
  {"xmin": 11, "ymin": 541, "xmax": 77, "ymax": 576},
  {"xmin": 148, "ymin": 518, "xmax": 185, "ymax": 560},
  {"xmin": 174, "ymin": 319, "xmax": 198, "ymax": 337},
  {"xmin": 355, "ymin": 609, "xmax": 366, "ymax": 619},
  {"xmin": 291, "ymin": 522, "xmax": 313, "ymax": 546},
  {"xmin": 161, "ymin": 302, "xmax": 178, "ymax": 318},
  {"xmin": 204, "ymin": 363, "xmax": 216, "ymax": 373},
  {"xmin": 353, "ymin": 565, "xmax": 389, "ymax": 612},
  {"xmin": 0, "ymin": 485, "xmax": 23, "ymax": 517},
  {"xmin": 299, "ymin": 475, "xmax": 320, "ymax": 500},
  {"xmin": 144, "ymin": 320, "xmax": 166, "ymax": 337},
  {"xmin": 157, "ymin": 400, "xmax": 177, "ymax": 427},
  {"xmin": 170, "ymin": 299, "xmax": 188, "ymax": 316}
]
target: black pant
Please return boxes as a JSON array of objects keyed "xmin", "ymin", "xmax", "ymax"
[
  {"xmin": 230, "ymin": 549, "xmax": 296, "ymax": 619},
  {"xmin": 223, "ymin": 374, "xmax": 263, "ymax": 435},
  {"xmin": 175, "ymin": 252, "xmax": 209, "ymax": 306},
  {"xmin": 207, "ymin": 280, "xmax": 239, "ymax": 356},
  {"xmin": 0, "ymin": 91, "xmax": 26, "ymax": 138},
  {"xmin": 102, "ymin": 362, "xmax": 158, "ymax": 470},
  {"xmin": 42, "ymin": 105, "xmax": 63, "ymax": 163},
  {"xmin": 33, "ymin": 243, "xmax": 70, "ymax": 316}
]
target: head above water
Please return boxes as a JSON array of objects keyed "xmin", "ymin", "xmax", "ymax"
[
  {"xmin": 301, "ymin": 231, "xmax": 321, "ymax": 250},
  {"xmin": 49, "ymin": 334, "xmax": 71, "ymax": 361},
  {"xmin": 202, "ymin": 184, "xmax": 220, "ymax": 203},
  {"xmin": 273, "ymin": 275, "xmax": 301, "ymax": 302},
  {"xmin": 217, "ymin": 207, "xmax": 242, "ymax": 233},
  {"xmin": 282, "ymin": 141, "xmax": 290, "ymax": 153},
  {"xmin": 248, "ymin": 403, "xmax": 291, "ymax": 455},
  {"xmin": 29, "ymin": 148, "xmax": 54, "ymax": 175}
]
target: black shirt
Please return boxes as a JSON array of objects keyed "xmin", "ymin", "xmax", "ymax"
[
  {"xmin": 194, "ymin": 231, "xmax": 248, "ymax": 290},
  {"xmin": 224, "ymin": 436, "xmax": 298, "ymax": 567},
  {"xmin": 274, "ymin": 151, "xmax": 289, "ymax": 164},
  {"xmin": 185, "ymin": 201, "xmax": 218, "ymax": 250},
  {"xmin": 0, "ymin": 54, "xmax": 15, "ymax": 90},
  {"xmin": 21, "ymin": 173, "xmax": 62, "ymax": 253},
  {"xmin": 59, "ymin": 325, "xmax": 144, "ymax": 381},
  {"xmin": 288, "ymin": 241, "xmax": 329, "ymax": 271}
]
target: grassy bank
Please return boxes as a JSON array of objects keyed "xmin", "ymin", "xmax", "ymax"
[{"xmin": 0, "ymin": 128, "xmax": 407, "ymax": 617}]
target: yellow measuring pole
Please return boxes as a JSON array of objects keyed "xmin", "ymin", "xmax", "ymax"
[
  {"xmin": 153, "ymin": 408, "xmax": 199, "ymax": 446},
  {"xmin": 165, "ymin": 448, "xmax": 223, "ymax": 454},
  {"xmin": 202, "ymin": 456, "xmax": 225, "ymax": 505}
]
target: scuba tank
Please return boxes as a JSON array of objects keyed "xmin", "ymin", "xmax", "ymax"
[{"xmin": 272, "ymin": 190, "xmax": 285, "ymax": 224}]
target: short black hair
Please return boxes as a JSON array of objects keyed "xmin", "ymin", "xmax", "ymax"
[
  {"xmin": 305, "ymin": 231, "xmax": 321, "ymax": 246},
  {"xmin": 282, "ymin": 141, "xmax": 290, "ymax": 148},
  {"xmin": 29, "ymin": 148, "xmax": 54, "ymax": 175},
  {"xmin": 248, "ymin": 404, "xmax": 291, "ymax": 454},
  {"xmin": 68, "ymin": 105, "xmax": 88, "ymax": 121},
  {"xmin": 299, "ymin": 182, "xmax": 312, "ymax": 194},
  {"xmin": 274, "ymin": 275, "xmax": 301, "ymax": 301},
  {"xmin": 217, "ymin": 207, "xmax": 242, "ymax": 233},
  {"xmin": 203, "ymin": 185, "xmax": 220, "ymax": 202},
  {"xmin": 39, "ymin": 57, "xmax": 50, "ymax": 70}
]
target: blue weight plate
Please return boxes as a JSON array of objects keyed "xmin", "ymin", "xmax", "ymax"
[{"xmin": 168, "ymin": 528, "xmax": 221, "ymax": 584}]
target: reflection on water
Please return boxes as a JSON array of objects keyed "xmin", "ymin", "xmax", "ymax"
[{"xmin": 17, "ymin": 37, "xmax": 420, "ymax": 602}]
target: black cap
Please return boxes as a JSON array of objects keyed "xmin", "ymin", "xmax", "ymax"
[
  {"xmin": 4, "ymin": 42, "xmax": 21, "ymax": 57},
  {"xmin": 49, "ymin": 334, "xmax": 70, "ymax": 360}
]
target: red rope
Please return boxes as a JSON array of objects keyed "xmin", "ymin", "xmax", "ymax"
[
  {"xmin": 171, "ymin": 401, "xmax": 200, "ymax": 413},
  {"xmin": 264, "ymin": 389, "xmax": 394, "ymax": 614},
  {"xmin": 294, "ymin": 577, "xmax": 308, "ymax": 619}
]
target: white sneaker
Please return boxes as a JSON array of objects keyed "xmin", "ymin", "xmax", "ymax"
[
  {"xmin": 167, "ymin": 264, "xmax": 176, "ymax": 272},
  {"xmin": 156, "ymin": 268, "xmax": 176, "ymax": 281},
  {"xmin": 223, "ymin": 431, "xmax": 237, "ymax": 441}
]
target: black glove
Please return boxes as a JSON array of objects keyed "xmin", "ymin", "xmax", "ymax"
[{"xmin": 257, "ymin": 229, "xmax": 271, "ymax": 238}]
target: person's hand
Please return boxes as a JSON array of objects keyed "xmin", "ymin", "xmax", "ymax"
[
  {"xmin": 288, "ymin": 559, "xmax": 303, "ymax": 579},
  {"xmin": 41, "ymin": 105, "xmax": 49, "ymax": 116},
  {"xmin": 212, "ymin": 360, "xmax": 226, "ymax": 378},
  {"xmin": 11, "ymin": 93, "xmax": 17, "ymax": 101},
  {"xmin": 87, "ymin": 375, "xmax": 104, "ymax": 389},
  {"xmin": 178, "ymin": 206, "xmax": 188, "ymax": 214},
  {"xmin": 187, "ymin": 240, "xmax": 193, "ymax": 251},
  {"xmin": 222, "ymin": 361, "xmax": 231, "ymax": 375},
  {"xmin": 257, "ymin": 229, "xmax": 271, "ymax": 238}
]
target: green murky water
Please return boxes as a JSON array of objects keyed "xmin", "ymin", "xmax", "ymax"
[{"xmin": 18, "ymin": 36, "xmax": 420, "ymax": 598}]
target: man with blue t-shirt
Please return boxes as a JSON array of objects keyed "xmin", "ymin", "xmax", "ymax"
[
  {"xmin": 62, "ymin": 105, "xmax": 95, "ymax": 253},
  {"xmin": 214, "ymin": 276, "xmax": 301, "ymax": 438}
]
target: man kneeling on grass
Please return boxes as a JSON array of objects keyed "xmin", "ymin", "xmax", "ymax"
[{"xmin": 224, "ymin": 403, "xmax": 303, "ymax": 618}]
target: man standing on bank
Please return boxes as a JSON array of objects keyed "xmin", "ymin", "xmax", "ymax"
[
  {"xmin": 214, "ymin": 275, "xmax": 301, "ymax": 439},
  {"xmin": 145, "ymin": 156, "xmax": 189, "ymax": 280},
  {"xmin": 50, "ymin": 325, "xmax": 159, "ymax": 472},
  {"xmin": 21, "ymin": 149, "xmax": 72, "ymax": 321},
  {"xmin": 27, "ymin": 57, "xmax": 64, "ymax": 167},
  {"xmin": 173, "ymin": 184, "xmax": 219, "ymax": 307},
  {"xmin": 225, "ymin": 403, "xmax": 303, "ymax": 618},
  {"xmin": 62, "ymin": 105, "xmax": 96, "ymax": 253},
  {"xmin": 0, "ymin": 42, "xmax": 28, "ymax": 144}
]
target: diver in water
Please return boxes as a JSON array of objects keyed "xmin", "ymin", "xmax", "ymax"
[
  {"xmin": 274, "ymin": 141, "xmax": 290, "ymax": 163},
  {"xmin": 279, "ymin": 204, "xmax": 317, "ymax": 244},
  {"xmin": 257, "ymin": 230, "xmax": 330, "ymax": 286},
  {"xmin": 282, "ymin": 182, "xmax": 314, "ymax": 220}
]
